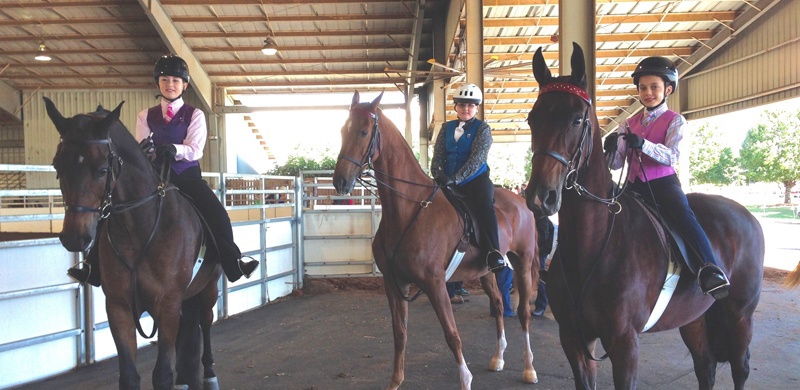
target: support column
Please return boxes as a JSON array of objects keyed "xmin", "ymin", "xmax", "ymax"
[
  {"xmin": 465, "ymin": 0, "xmax": 485, "ymax": 120},
  {"xmin": 559, "ymin": 0, "xmax": 596, "ymax": 102}
]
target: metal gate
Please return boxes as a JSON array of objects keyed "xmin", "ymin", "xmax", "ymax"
[{"xmin": 0, "ymin": 165, "xmax": 302, "ymax": 388}]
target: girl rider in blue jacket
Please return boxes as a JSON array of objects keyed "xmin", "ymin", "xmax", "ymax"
[{"xmin": 431, "ymin": 84, "xmax": 505, "ymax": 273}]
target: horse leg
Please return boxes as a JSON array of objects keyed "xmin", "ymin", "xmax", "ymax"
[
  {"xmin": 107, "ymin": 303, "xmax": 141, "ymax": 390},
  {"xmin": 426, "ymin": 279, "xmax": 473, "ymax": 389},
  {"xmin": 604, "ymin": 329, "xmax": 641, "ymax": 389},
  {"xmin": 199, "ymin": 277, "xmax": 220, "ymax": 390},
  {"xmin": 559, "ymin": 327, "xmax": 598, "ymax": 389},
  {"xmin": 151, "ymin": 304, "xmax": 181, "ymax": 390},
  {"xmin": 383, "ymin": 275, "xmax": 410, "ymax": 390},
  {"xmin": 479, "ymin": 274, "xmax": 507, "ymax": 372},
  {"xmin": 679, "ymin": 318, "xmax": 717, "ymax": 390},
  {"xmin": 511, "ymin": 255, "xmax": 537, "ymax": 384},
  {"xmin": 175, "ymin": 295, "xmax": 203, "ymax": 390},
  {"xmin": 721, "ymin": 314, "xmax": 753, "ymax": 390}
]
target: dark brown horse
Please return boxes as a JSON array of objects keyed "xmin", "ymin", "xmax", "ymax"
[
  {"xmin": 333, "ymin": 92, "xmax": 540, "ymax": 389},
  {"xmin": 524, "ymin": 43, "xmax": 764, "ymax": 389},
  {"xmin": 46, "ymin": 97, "xmax": 222, "ymax": 390}
]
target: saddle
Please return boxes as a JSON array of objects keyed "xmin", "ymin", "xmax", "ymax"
[
  {"xmin": 440, "ymin": 185, "xmax": 484, "ymax": 252},
  {"xmin": 627, "ymin": 192, "xmax": 690, "ymax": 273}
]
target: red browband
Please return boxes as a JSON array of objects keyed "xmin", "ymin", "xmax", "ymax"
[{"xmin": 539, "ymin": 82, "xmax": 591, "ymax": 104}]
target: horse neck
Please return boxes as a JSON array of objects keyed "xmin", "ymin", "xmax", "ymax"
[
  {"xmin": 559, "ymin": 125, "xmax": 615, "ymax": 250},
  {"xmin": 371, "ymin": 119, "xmax": 436, "ymax": 222},
  {"xmin": 109, "ymin": 129, "xmax": 162, "ymax": 204}
]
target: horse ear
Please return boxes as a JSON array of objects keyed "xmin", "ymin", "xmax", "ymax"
[
  {"xmin": 370, "ymin": 91, "xmax": 384, "ymax": 109},
  {"xmin": 95, "ymin": 101, "xmax": 124, "ymax": 138},
  {"xmin": 532, "ymin": 47, "xmax": 552, "ymax": 86},
  {"xmin": 570, "ymin": 42, "xmax": 587, "ymax": 89},
  {"xmin": 43, "ymin": 97, "xmax": 68, "ymax": 136},
  {"xmin": 350, "ymin": 91, "xmax": 360, "ymax": 110}
]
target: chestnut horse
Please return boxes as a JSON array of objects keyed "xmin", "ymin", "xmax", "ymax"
[
  {"xmin": 524, "ymin": 43, "xmax": 764, "ymax": 389},
  {"xmin": 333, "ymin": 92, "xmax": 540, "ymax": 389},
  {"xmin": 46, "ymin": 97, "xmax": 222, "ymax": 390}
]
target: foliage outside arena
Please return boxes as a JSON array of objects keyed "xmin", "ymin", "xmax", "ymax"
[{"xmin": 690, "ymin": 108, "xmax": 800, "ymax": 204}]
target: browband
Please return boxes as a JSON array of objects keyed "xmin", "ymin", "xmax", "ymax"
[{"xmin": 539, "ymin": 82, "xmax": 591, "ymax": 105}]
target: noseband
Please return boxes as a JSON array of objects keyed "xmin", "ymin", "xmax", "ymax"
[
  {"xmin": 338, "ymin": 108, "xmax": 381, "ymax": 170},
  {"xmin": 533, "ymin": 82, "xmax": 593, "ymax": 186}
]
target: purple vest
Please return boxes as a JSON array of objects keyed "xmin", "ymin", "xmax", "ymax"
[
  {"xmin": 626, "ymin": 110, "xmax": 678, "ymax": 183},
  {"xmin": 147, "ymin": 104, "xmax": 199, "ymax": 175}
]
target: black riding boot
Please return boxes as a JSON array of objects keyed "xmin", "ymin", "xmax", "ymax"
[
  {"xmin": 487, "ymin": 249, "xmax": 505, "ymax": 273},
  {"xmin": 214, "ymin": 237, "xmax": 259, "ymax": 283},
  {"xmin": 697, "ymin": 264, "xmax": 730, "ymax": 300},
  {"xmin": 67, "ymin": 247, "xmax": 101, "ymax": 287}
]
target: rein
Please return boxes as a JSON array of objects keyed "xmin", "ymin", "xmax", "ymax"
[
  {"xmin": 534, "ymin": 82, "xmax": 624, "ymax": 362},
  {"xmin": 339, "ymin": 106, "xmax": 442, "ymax": 302},
  {"xmin": 62, "ymin": 135, "xmax": 173, "ymax": 339}
]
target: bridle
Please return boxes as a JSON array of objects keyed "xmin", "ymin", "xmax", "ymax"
[
  {"xmin": 337, "ymin": 106, "xmax": 437, "ymax": 207},
  {"xmin": 337, "ymin": 108, "xmax": 381, "ymax": 170},
  {"xmin": 533, "ymin": 82, "xmax": 622, "ymax": 210},
  {"xmin": 60, "ymin": 138, "xmax": 122, "ymax": 219},
  {"xmin": 59, "ymin": 130, "xmax": 177, "ymax": 339},
  {"xmin": 533, "ymin": 82, "xmax": 593, "ymax": 183},
  {"xmin": 59, "ymin": 136, "xmax": 172, "ymax": 219}
]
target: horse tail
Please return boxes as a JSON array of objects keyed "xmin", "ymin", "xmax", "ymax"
[{"xmin": 785, "ymin": 261, "xmax": 800, "ymax": 288}]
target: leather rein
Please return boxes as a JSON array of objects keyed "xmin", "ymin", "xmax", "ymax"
[
  {"xmin": 337, "ymin": 107, "xmax": 440, "ymax": 302},
  {"xmin": 60, "ymin": 134, "xmax": 175, "ymax": 338}
]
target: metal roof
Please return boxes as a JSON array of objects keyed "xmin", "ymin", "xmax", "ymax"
[{"xmin": 0, "ymin": 0, "xmax": 771, "ymax": 131}]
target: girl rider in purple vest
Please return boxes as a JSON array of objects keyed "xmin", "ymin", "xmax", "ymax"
[
  {"xmin": 603, "ymin": 57, "xmax": 730, "ymax": 300},
  {"xmin": 431, "ymin": 84, "xmax": 505, "ymax": 273},
  {"xmin": 67, "ymin": 54, "xmax": 258, "ymax": 285}
]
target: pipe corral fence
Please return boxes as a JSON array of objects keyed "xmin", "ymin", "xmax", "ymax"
[{"xmin": 0, "ymin": 165, "xmax": 379, "ymax": 388}]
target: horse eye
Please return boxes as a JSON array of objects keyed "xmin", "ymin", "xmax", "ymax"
[
  {"xmin": 360, "ymin": 129, "xmax": 369, "ymax": 137},
  {"xmin": 96, "ymin": 167, "xmax": 109, "ymax": 178},
  {"xmin": 572, "ymin": 117, "xmax": 583, "ymax": 126}
]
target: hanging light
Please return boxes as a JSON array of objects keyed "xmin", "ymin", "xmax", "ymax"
[
  {"xmin": 261, "ymin": 37, "xmax": 279, "ymax": 56},
  {"xmin": 34, "ymin": 42, "xmax": 51, "ymax": 61}
]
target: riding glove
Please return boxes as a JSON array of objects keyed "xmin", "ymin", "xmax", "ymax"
[
  {"xmin": 603, "ymin": 133, "xmax": 619, "ymax": 154},
  {"xmin": 624, "ymin": 133, "xmax": 645, "ymax": 149},
  {"xmin": 139, "ymin": 137, "xmax": 155, "ymax": 156},
  {"xmin": 435, "ymin": 174, "xmax": 456, "ymax": 187},
  {"xmin": 156, "ymin": 144, "xmax": 177, "ymax": 160}
]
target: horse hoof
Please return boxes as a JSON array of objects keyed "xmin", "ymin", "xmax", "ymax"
[
  {"xmin": 523, "ymin": 369, "xmax": 538, "ymax": 384},
  {"xmin": 488, "ymin": 357, "xmax": 504, "ymax": 371},
  {"xmin": 203, "ymin": 377, "xmax": 220, "ymax": 390}
]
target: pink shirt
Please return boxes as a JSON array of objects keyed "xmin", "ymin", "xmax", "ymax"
[{"xmin": 135, "ymin": 97, "xmax": 206, "ymax": 162}]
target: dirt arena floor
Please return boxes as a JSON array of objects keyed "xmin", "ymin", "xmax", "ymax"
[{"xmin": 15, "ymin": 268, "xmax": 800, "ymax": 390}]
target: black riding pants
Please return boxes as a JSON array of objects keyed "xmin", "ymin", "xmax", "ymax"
[
  {"xmin": 459, "ymin": 170, "xmax": 500, "ymax": 254},
  {"xmin": 628, "ymin": 174, "xmax": 722, "ymax": 274},
  {"xmin": 171, "ymin": 166, "xmax": 244, "ymax": 280}
]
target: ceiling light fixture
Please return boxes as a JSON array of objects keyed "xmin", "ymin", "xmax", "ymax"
[
  {"xmin": 34, "ymin": 42, "xmax": 51, "ymax": 61},
  {"xmin": 261, "ymin": 37, "xmax": 278, "ymax": 56}
]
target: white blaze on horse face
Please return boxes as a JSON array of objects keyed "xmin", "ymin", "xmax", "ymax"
[{"xmin": 77, "ymin": 154, "xmax": 84, "ymax": 164}]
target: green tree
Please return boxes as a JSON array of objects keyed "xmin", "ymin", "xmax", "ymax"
[
  {"xmin": 689, "ymin": 122, "xmax": 738, "ymax": 185},
  {"xmin": 267, "ymin": 146, "xmax": 337, "ymax": 177},
  {"xmin": 738, "ymin": 109, "xmax": 800, "ymax": 203}
]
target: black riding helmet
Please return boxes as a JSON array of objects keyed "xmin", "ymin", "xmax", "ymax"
[
  {"xmin": 632, "ymin": 56, "xmax": 678, "ymax": 93},
  {"xmin": 153, "ymin": 54, "xmax": 190, "ymax": 84}
]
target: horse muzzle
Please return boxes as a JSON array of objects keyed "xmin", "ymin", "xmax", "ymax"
[{"xmin": 526, "ymin": 185, "xmax": 561, "ymax": 217}]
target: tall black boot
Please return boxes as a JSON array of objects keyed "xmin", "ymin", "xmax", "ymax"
[
  {"xmin": 67, "ymin": 248, "xmax": 101, "ymax": 287},
  {"xmin": 697, "ymin": 264, "xmax": 730, "ymax": 300},
  {"xmin": 487, "ymin": 249, "xmax": 505, "ymax": 273},
  {"xmin": 213, "ymin": 237, "xmax": 259, "ymax": 283}
]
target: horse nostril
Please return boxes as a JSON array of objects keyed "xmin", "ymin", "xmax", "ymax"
[{"xmin": 543, "ymin": 189, "xmax": 559, "ymax": 210}]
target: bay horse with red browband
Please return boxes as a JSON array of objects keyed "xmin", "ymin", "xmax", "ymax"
[
  {"xmin": 525, "ymin": 43, "xmax": 764, "ymax": 389},
  {"xmin": 46, "ymin": 97, "xmax": 222, "ymax": 390},
  {"xmin": 333, "ymin": 92, "xmax": 540, "ymax": 390}
]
